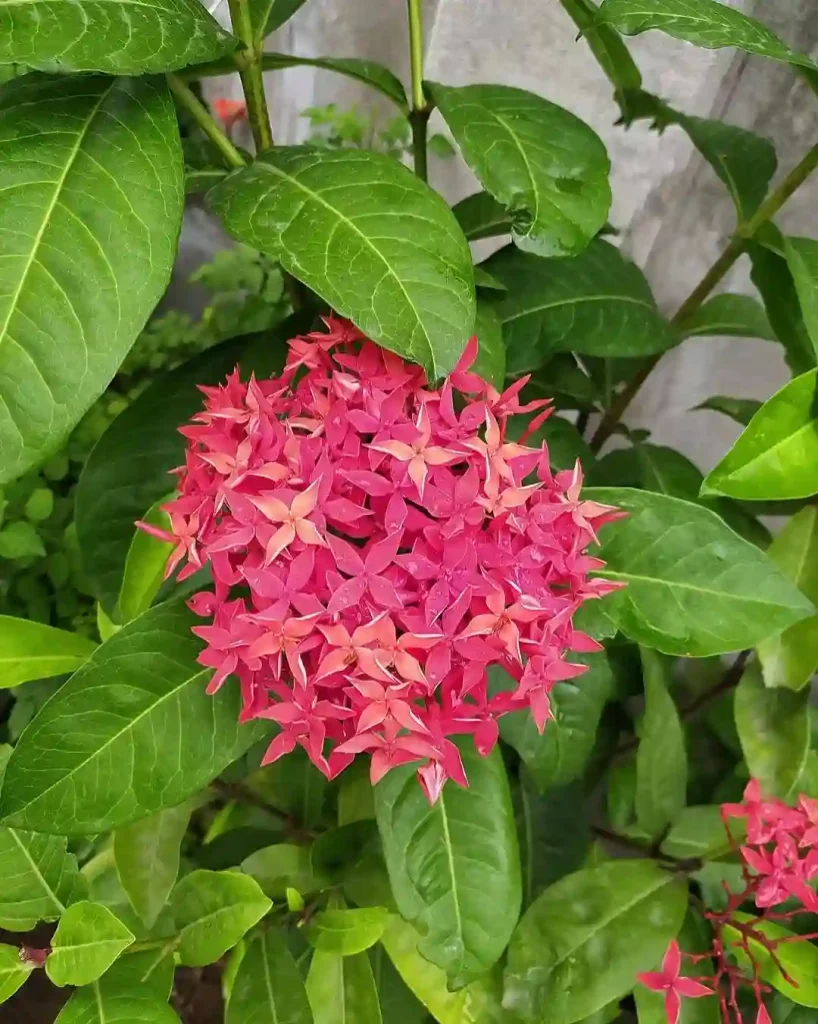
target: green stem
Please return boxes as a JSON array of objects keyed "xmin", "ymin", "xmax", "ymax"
[
  {"xmin": 589, "ymin": 138, "xmax": 818, "ymax": 453},
  {"xmin": 227, "ymin": 0, "xmax": 274, "ymax": 152},
  {"xmin": 167, "ymin": 74, "xmax": 245, "ymax": 169},
  {"xmin": 407, "ymin": 0, "xmax": 429, "ymax": 180}
]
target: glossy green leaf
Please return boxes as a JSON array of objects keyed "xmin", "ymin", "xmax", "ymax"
[
  {"xmin": 749, "ymin": 239, "xmax": 817, "ymax": 376},
  {"xmin": 261, "ymin": 55, "xmax": 407, "ymax": 112},
  {"xmin": 252, "ymin": 0, "xmax": 309, "ymax": 41},
  {"xmin": 735, "ymin": 663, "xmax": 809, "ymax": 799},
  {"xmin": 76, "ymin": 318, "xmax": 300, "ymax": 616},
  {"xmin": 227, "ymin": 928, "xmax": 313, "ymax": 1024},
  {"xmin": 636, "ymin": 649, "xmax": 687, "ymax": 837},
  {"xmin": 0, "ymin": 617, "xmax": 96, "ymax": 687},
  {"xmin": 504, "ymin": 860, "xmax": 687, "ymax": 1023},
  {"xmin": 724, "ymin": 913, "xmax": 818, "ymax": 1007},
  {"xmin": 0, "ymin": 600, "xmax": 263, "ymax": 834},
  {"xmin": 115, "ymin": 498, "xmax": 173, "ymax": 625},
  {"xmin": 0, "ymin": 944, "xmax": 32, "ymax": 1004},
  {"xmin": 380, "ymin": 916, "xmax": 503, "ymax": 1024},
  {"xmin": 311, "ymin": 821, "xmax": 379, "ymax": 884},
  {"xmin": 172, "ymin": 869, "xmax": 271, "ymax": 967},
  {"xmin": 244, "ymin": 745, "xmax": 328, "ymax": 829},
  {"xmin": 472, "ymin": 266, "xmax": 507, "ymax": 292},
  {"xmin": 492, "ymin": 654, "xmax": 614, "ymax": 792},
  {"xmin": 114, "ymin": 801, "xmax": 192, "ymax": 929},
  {"xmin": 635, "ymin": 910, "xmax": 719, "ymax": 1024},
  {"xmin": 659, "ymin": 805, "xmax": 736, "ymax": 861},
  {"xmin": 307, "ymin": 908, "xmax": 389, "ymax": 956},
  {"xmin": 100, "ymin": 948, "xmax": 175, "ymax": 1001},
  {"xmin": 242, "ymin": 844, "xmax": 323, "ymax": 900},
  {"xmin": 306, "ymin": 950, "xmax": 382, "ymax": 1024},
  {"xmin": 558, "ymin": 0, "xmax": 642, "ymax": 92},
  {"xmin": 55, "ymin": 990, "xmax": 181, "ymax": 1024},
  {"xmin": 758, "ymin": 508, "xmax": 818, "ymax": 691},
  {"xmin": 587, "ymin": 488, "xmax": 814, "ymax": 656},
  {"xmin": 694, "ymin": 396, "xmax": 762, "ymax": 426},
  {"xmin": 368, "ymin": 945, "xmax": 428, "ymax": 1024},
  {"xmin": 0, "ymin": 0, "xmax": 232, "ymax": 73},
  {"xmin": 785, "ymin": 237, "xmax": 818, "ymax": 361},
  {"xmin": 46, "ymin": 902, "xmax": 134, "ymax": 987},
  {"xmin": 209, "ymin": 148, "xmax": 475, "ymax": 379},
  {"xmin": 473, "ymin": 300, "xmax": 506, "ymax": 387},
  {"xmin": 485, "ymin": 241, "xmax": 677, "ymax": 374},
  {"xmin": 452, "ymin": 191, "xmax": 511, "ymax": 242},
  {"xmin": 375, "ymin": 738, "xmax": 520, "ymax": 988},
  {"xmin": 680, "ymin": 294, "xmax": 776, "ymax": 340},
  {"xmin": 598, "ymin": 0, "xmax": 818, "ymax": 71},
  {"xmin": 0, "ymin": 74, "xmax": 183, "ymax": 484},
  {"xmin": 703, "ymin": 369, "xmax": 818, "ymax": 501},
  {"xmin": 429, "ymin": 82, "xmax": 611, "ymax": 258}
]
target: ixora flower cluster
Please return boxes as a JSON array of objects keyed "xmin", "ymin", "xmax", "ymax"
[
  {"xmin": 639, "ymin": 779, "xmax": 818, "ymax": 1024},
  {"xmin": 140, "ymin": 317, "xmax": 622, "ymax": 801}
]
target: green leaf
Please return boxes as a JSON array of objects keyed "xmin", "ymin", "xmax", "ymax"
[
  {"xmin": 635, "ymin": 648, "xmax": 687, "ymax": 837},
  {"xmin": 368, "ymin": 945, "xmax": 428, "ymax": 1024},
  {"xmin": 307, "ymin": 908, "xmax": 389, "ymax": 956},
  {"xmin": 485, "ymin": 241, "xmax": 677, "ymax": 374},
  {"xmin": 758, "ymin": 507, "xmax": 818, "ymax": 691},
  {"xmin": 374, "ymin": 737, "xmax": 520, "ymax": 989},
  {"xmin": 380, "ymin": 917, "xmax": 503, "ymax": 1024},
  {"xmin": 504, "ymin": 860, "xmax": 687, "ymax": 1023},
  {"xmin": 209, "ymin": 148, "xmax": 475, "ymax": 379},
  {"xmin": 0, "ymin": 520, "xmax": 44, "ymax": 559},
  {"xmin": 46, "ymin": 902, "xmax": 134, "ymax": 987},
  {"xmin": 472, "ymin": 266, "xmax": 507, "ymax": 291},
  {"xmin": 0, "ymin": 944, "xmax": 32, "ymax": 1004},
  {"xmin": 114, "ymin": 801, "xmax": 192, "ymax": 929},
  {"xmin": 172, "ymin": 869, "xmax": 271, "ymax": 967},
  {"xmin": 473, "ymin": 300, "xmax": 506, "ymax": 387},
  {"xmin": 251, "ymin": 0, "xmax": 309, "ymax": 41},
  {"xmin": 598, "ymin": 0, "xmax": 818, "ymax": 71},
  {"xmin": 735, "ymin": 662, "xmax": 809, "ymax": 799},
  {"xmin": 0, "ymin": 600, "xmax": 263, "ymax": 834},
  {"xmin": 694, "ymin": 396, "xmax": 762, "ymax": 426},
  {"xmin": 115, "ymin": 498, "xmax": 173, "ymax": 625},
  {"xmin": 659, "ymin": 805, "xmax": 736, "ymax": 861},
  {"xmin": 491, "ymin": 654, "xmax": 614, "ymax": 792},
  {"xmin": 260, "ymin": 55, "xmax": 407, "ymax": 112},
  {"xmin": 635, "ymin": 910, "xmax": 719, "ymax": 1024},
  {"xmin": 557, "ymin": 0, "xmax": 642, "ymax": 92},
  {"xmin": 100, "ymin": 948, "xmax": 175, "ymax": 1001},
  {"xmin": 227, "ymin": 928, "xmax": 313, "ymax": 1024},
  {"xmin": 452, "ymin": 191, "xmax": 511, "ymax": 241},
  {"xmin": 0, "ymin": 0, "xmax": 232, "ymax": 73},
  {"xmin": 680, "ymin": 294, "xmax": 776, "ymax": 340},
  {"xmin": 703, "ymin": 369, "xmax": 818, "ymax": 501},
  {"xmin": 0, "ymin": 617, "xmax": 96, "ymax": 687},
  {"xmin": 0, "ymin": 74, "xmax": 183, "ymax": 484},
  {"xmin": 311, "ymin": 821, "xmax": 380, "ymax": 885},
  {"xmin": 76, "ymin": 321, "xmax": 299, "ymax": 617},
  {"xmin": 55, "ymin": 990, "xmax": 181, "ymax": 1024},
  {"xmin": 306, "ymin": 950, "xmax": 382, "ymax": 1024},
  {"xmin": 749, "ymin": 239, "xmax": 817, "ymax": 376},
  {"xmin": 242, "ymin": 844, "xmax": 324, "ymax": 900},
  {"xmin": 429, "ymin": 82, "xmax": 611, "ymax": 258},
  {"xmin": 244, "ymin": 744, "xmax": 328, "ymax": 829},
  {"xmin": 587, "ymin": 488, "xmax": 814, "ymax": 656},
  {"xmin": 724, "ymin": 913, "xmax": 818, "ymax": 1007},
  {"xmin": 785, "ymin": 237, "xmax": 818, "ymax": 362}
]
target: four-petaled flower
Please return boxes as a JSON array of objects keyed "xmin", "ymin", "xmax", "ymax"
[{"xmin": 637, "ymin": 941, "xmax": 712, "ymax": 1024}]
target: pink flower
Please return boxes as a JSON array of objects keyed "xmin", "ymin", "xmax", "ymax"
[
  {"xmin": 141, "ymin": 317, "xmax": 620, "ymax": 800},
  {"xmin": 637, "ymin": 941, "xmax": 712, "ymax": 1024}
]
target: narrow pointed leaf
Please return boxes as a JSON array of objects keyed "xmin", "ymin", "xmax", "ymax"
[
  {"xmin": 307, "ymin": 950, "xmax": 382, "ymax": 1024},
  {"xmin": 749, "ymin": 239, "xmax": 817, "ymax": 376},
  {"xmin": 261, "ymin": 55, "xmax": 407, "ymax": 111},
  {"xmin": 374, "ymin": 738, "xmax": 520, "ymax": 988},
  {"xmin": 0, "ymin": 618, "xmax": 96, "ymax": 687},
  {"xmin": 0, "ymin": 74, "xmax": 183, "ymax": 484},
  {"xmin": 209, "ymin": 148, "xmax": 475, "ymax": 379},
  {"xmin": 598, "ymin": 0, "xmax": 818, "ymax": 72},
  {"xmin": 172, "ymin": 870, "xmax": 271, "ymax": 967},
  {"xmin": 429, "ymin": 82, "xmax": 611, "ymax": 258},
  {"xmin": 0, "ymin": 0, "xmax": 233, "ymax": 73},
  {"xmin": 0, "ymin": 600, "xmax": 264, "ymax": 834},
  {"xmin": 694, "ymin": 396, "xmax": 762, "ymax": 427},
  {"xmin": 485, "ymin": 241, "xmax": 677, "ymax": 373},
  {"xmin": 46, "ymin": 902, "xmax": 134, "ymax": 987},
  {"xmin": 758, "ymin": 508, "xmax": 818, "ymax": 691},
  {"xmin": 0, "ymin": 944, "xmax": 32, "ymax": 1004},
  {"xmin": 785, "ymin": 236, "xmax": 818, "ymax": 361},
  {"xmin": 114, "ymin": 498, "xmax": 173, "ymax": 625},
  {"xmin": 504, "ymin": 860, "xmax": 687, "ymax": 1023},
  {"xmin": 227, "ymin": 929, "xmax": 313, "ymax": 1024},
  {"xmin": 587, "ymin": 488, "xmax": 814, "ymax": 656},
  {"xmin": 703, "ymin": 369, "xmax": 818, "ymax": 501},
  {"xmin": 680, "ymin": 294, "xmax": 776, "ymax": 340},
  {"xmin": 251, "ymin": 0, "xmax": 309, "ymax": 41}
]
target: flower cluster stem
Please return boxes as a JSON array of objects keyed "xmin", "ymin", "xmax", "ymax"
[
  {"xmin": 407, "ymin": 0, "xmax": 430, "ymax": 181},
  {"xmin": 166, "ymin": 74, "xmax": 245, "ymax": 170},
  {"xmin": 227, "ymin": 0, "xmax": 274, "ymax": 152},
  {"xmin": 590, "ymin": 138, "xmax": 818, "ymax": 452}
]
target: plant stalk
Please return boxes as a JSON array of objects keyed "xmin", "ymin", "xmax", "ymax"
[
  {"xmin": 227, "ymin": 0, "xmax": 274, "ymax": 152},
  {"xmin": 167, "ymin": 74, "xmax": 245, "ymax": 169},
  {"xmin": 407, "ymin": 0, "xmax": 430, "ymax": 180},
  {"xmin": 590, "ymin": 138, "xmax": 818, "ymax": 452}
]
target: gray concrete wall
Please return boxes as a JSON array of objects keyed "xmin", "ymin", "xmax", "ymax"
[{"xmin": 193, "ymin": 0, "xmax": 818, "ymax": 471}]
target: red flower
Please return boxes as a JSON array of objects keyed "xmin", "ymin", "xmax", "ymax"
[{"xmin": 637, "ymin": 941, "xmax": 712, "ymax": 1024}]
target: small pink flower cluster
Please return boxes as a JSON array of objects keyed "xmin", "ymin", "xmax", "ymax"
[
  {"xmin": 140, "ymin": 318, "xmax": 621, "ymax": 800},
  {"xmin": 639, "ymin": 778, "xmax": 818, "ymax": 1024}
]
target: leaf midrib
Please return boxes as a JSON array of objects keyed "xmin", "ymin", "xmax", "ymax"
[
  {"xmin": 715, "ymin": 416, "xmax": 818, "ymax": 487},
  {"xmin": 8, "ymin": 828, "xmax": 65, "ymax": 915},
  {"xmin": 502, "ymin": 293, "xmax": 653, "ymax": 324},
  {"xmin": 598, "ymin": 567, "xmax": 805, "ymax": 608}
]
